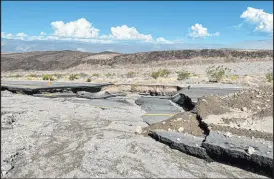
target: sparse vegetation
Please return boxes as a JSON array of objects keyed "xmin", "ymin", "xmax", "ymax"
[
  {"xmin": 92, "ymin": 73, "xmax": 100, "ymax": 77},
  {"xmin": 266, "ymin": 73, "xmax": 273, "ymax": 83},
  {"xmin": 86, "ymin": 77, "xmax": 92, "ymax": 82},
  {"xmin": 206, "ymin": 65, "xmax": 231, "ymax": 82},
  {"xmin": 230, "ymin": 75, "xmax": 239, "ymax": 81},
  {"xmin": 53, "ymin": 73, "xmax": 64, "ymax": 79},
  {"xmin": 151, "ymin": 69, "xmax": 171, "ymax": 79},
  {"xmin": 68, "ymin": 74, "xmax": 79, "ymax": 81},
  {"xmin": 27, "ymin": 74, "xmax": 40, "ymax": 78},
  {"xmin": 105, "ymin": 73, "xmax": 115, "ymax": 78},
  {"xmin": 151, "ymin": 71, "xmax": 160, "ymax": 79},
  {"xmin": 127, "ymin": 71, "xmax": 136, "ymax": 78},
  {"xmin": 176, "ymin": 70, "xmax": 191, "ymax": 81},
  {"xmin": 42, "ymin": 74, "xmax": 55, "ymax": 81}
]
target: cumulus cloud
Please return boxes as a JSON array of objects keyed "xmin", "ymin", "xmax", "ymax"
[
  {"xmin": 188, "ymin": 24, "xmax": 220, "ymax": 38},
  {"xmin": 2, "ymin": 19, "xmax": 178, "ymax": 44},
  {"xmin": 51, "ymin": 18, "xmax": 99, "ymax": 38},
  {"xmin": 240, "ymin": 7, "xmax": 273, "ymax": 34},
  {"xmin": 1, "ymin": 32, "xmax": 13, "ymax": 39},
  {"xmin": 105, "ymin": 25, "xmax": 153, "ymax": 42},
  {"xmin": 16, "ymin": 32, "xmax": 28, "ymax": 40}
]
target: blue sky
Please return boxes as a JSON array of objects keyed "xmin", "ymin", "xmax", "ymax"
[{"xmin": 1, "ymin": 1, "xmax": 273, "ymax": 46}]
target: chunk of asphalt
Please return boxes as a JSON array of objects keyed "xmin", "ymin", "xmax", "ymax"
[
  {"xmin": 136, "ymin": 96, "xmax": 181, "ymax": 113},
  {"xmin": 77, "ymin": 91, "xmax": 126, "ymax": 99},
  {"xmin": 202, "ymin": 131, "xmax": 273, "ymax": 178},
  {"xmin": 149, "ymin": 130, "xmax": 211, "ymax": 160},
  {"xmin": 170, "ymin": 93, "xmax": 195, "ymax": 111},
  {"xmin": 142, "ymin": 115, "xmax": 173, "ymax": 125}
]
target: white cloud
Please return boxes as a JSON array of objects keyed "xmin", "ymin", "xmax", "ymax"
[
  {"xmin": 188, "ymin": 24, "xmax": 220, "ymax": 38},
  {"xmin": 40, "ymin": 32, "xmax": 46, "ymax": 36},
  {"xmin": 6, "ymin": 33, "xmax": 13, "ymax": 39},
  {"xmin": 2, "ymin": 19, "xmax": 179, "ymax": 44},
  {"xmin": 240, "ymin": 7, "xmax": 273, "ymax": 33},
  {"xmin": 16, "ymin": 32, "xmax": 28, "ymax": 40},
  {"xmin": 51, "ymin": 18, "xmax": 99, "ymax": 38},
  {"xmin": 155, "ymin": 37, "xmax": 175, "ymax": 44},
  {"xmin": 1, "ymin": 32, "xmax": 13, "ymax": 39},
  {"xmin": 106, "ymin": 25, "xmax": 153, "ymax": 42}
]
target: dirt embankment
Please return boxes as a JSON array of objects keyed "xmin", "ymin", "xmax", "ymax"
[{"xmin": 1, "ymin": 49, "xmax": 273, "ymax": 71}]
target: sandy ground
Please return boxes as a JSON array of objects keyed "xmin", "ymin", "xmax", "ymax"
[
  {"xmin": 195, "ymin": 85, "xmax": 273, "ymax": 141},
  {"xmin": 2, "ymin": 60, "xmax": 273, "ymax": 87},
  {"xmin": 1, "ymin": 91, "xmax": 267, "ymax": 178}
]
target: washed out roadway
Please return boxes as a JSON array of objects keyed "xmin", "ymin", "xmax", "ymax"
[{"xmin": 2, "ymin": 80, "xmax": 263, "ymax": 178}]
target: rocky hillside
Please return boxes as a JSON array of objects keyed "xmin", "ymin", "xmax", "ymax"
[{"xmin": 1, "ymin": 49, "xmax": 273, "ymax": 71}]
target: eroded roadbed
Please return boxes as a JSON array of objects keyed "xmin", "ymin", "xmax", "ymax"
[
  {"xmin": 1, "ymin": 90, "xmax": 268, "ymax": 178},
  {"xmin": 139, "ymin": 85, "xmax": 273, "ymax": 178},
  {"xmin": 1, "ymin": 80, "xmax": 272, "ymax": 178}
]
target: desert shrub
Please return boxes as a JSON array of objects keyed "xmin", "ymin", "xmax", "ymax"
[
  {"xmin": 127, "ymin": 71, "xmax": 136, "ymax": 78},
  {"xmin": 151, "ymin": 69, "xmax": 171, "ymax": 79},
  {"xmin": 151, "ymin": 71, "xmax": 161, "ymax": 79},
  {"xmin": 86, "ymin": 77, "xmax": 92, "ymax": 82},
  {"xmin": 158, "ymin": 69, "xmax": 171, "ymax": 77},
  {"xmin": 68, "ymin": 74, "xmax": 79, "ymax": 81},
  {"xmin": 176, "ymin": 70, "xmax": 191, "ymax": 81},
  {"xmin": 42, "ymin": 74, "xmax": 54, "ymax": 81},
  {"xmin": 92, "ymin": 73, "xmax": 100, "ymax": 77},
  {"xmin": 230, "ymin": 75, "xmax": 239, "ymax": 81},
  {"xmin": 206, "ymin": 65, "xmax": 231, "ymax": 82},
  {"xmin": 266, "ymin": 73, "xmax": 273, "ymax": 82}
]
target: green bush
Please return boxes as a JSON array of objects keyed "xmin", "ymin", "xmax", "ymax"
[
  {"xmin": 127, "ymin": 71, "xmax": 136, "ymax": 78},
  {"xmin": 42, "ymin": 74, "xmax": 54, "ymax": 81},
  {"xmin": 151, "ymin": 71, "xmax": 161, "ymax": 79},
  {"xmin": 86, "ymin": 77, "xmax": 92, "ymax": 82},
  {"xmin": 68, "ymin": 74, "xmax": 79, "ymax": 81},
  {"xmin": 206, "ymin": 65, "xmax": 231, "ymax": 82},
  {"xmin": 266, "ymin": 73, "xmax": 273, "ymax": 83},
  {"xmin": 176, "ymin": 70, "xmax": 191, "ymax": 81},
  {"xmin": 159, "ymin": 69, "xmax": 171, "ymax": 77},
  {"xmin": 151, "ymin": 69, "xmax": 171, "ymax": 79}
]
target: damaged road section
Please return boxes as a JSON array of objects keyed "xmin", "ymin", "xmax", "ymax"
[
  {"xmin": 138, "ymin": 85, "xmax": 273, "ymax": 178},
  {"xmin": 1, "ymin": 80, "xmax": 113, "ymax": 95}
]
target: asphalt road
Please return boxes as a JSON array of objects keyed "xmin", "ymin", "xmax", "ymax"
[
  {"xmin": 1, "ymin": 80, "xmax": 112, "ymax": 88},
  {"xmin": 1, "ymin": 80, "xmax": 244, "ymax": 127}
]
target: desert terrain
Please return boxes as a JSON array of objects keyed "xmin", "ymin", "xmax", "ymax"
[{"xmin": 1, "ymin": 49, "xmax": 273, "ymax": 178}]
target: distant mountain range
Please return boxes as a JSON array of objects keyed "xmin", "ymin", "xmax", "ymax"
[
  {"xmin": 1, "ymin": 49, "xmax": 272, "ymax": 71},
  {"xmin": 1, "ymin": 38, "xmax": 273, "ymax": 53}
]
